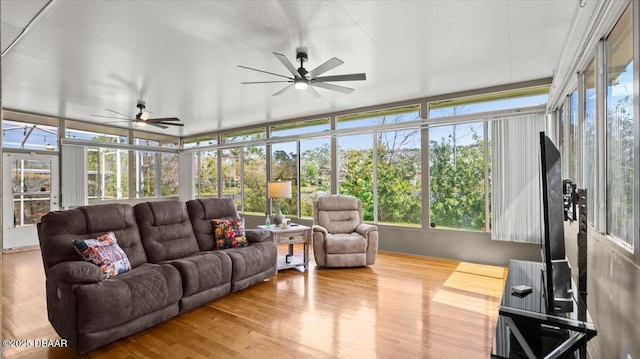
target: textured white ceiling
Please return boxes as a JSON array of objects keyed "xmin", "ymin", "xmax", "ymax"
[{"xmin": 1, "ymin": 0, "xmax": 580, "ymax": 137}]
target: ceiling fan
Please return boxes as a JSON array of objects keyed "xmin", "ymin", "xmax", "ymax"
[
  {"xmin": 238, "ymin": 49, "xmax": 366, "ymax": 97},
  {"xmin": 92, "ymin": 102, "xmax": 183, "ymax": 129}
]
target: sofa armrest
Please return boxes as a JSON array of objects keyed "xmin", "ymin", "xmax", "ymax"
[
  {"xmin": 246, "ymin": 228, "xmax": 270, "ymax": 243},
  {"xmin": 312, "ymin": 224, "xmax": 328, "ymax": 237},
  {"xmin": 356, "ymin": 223, "xmax": 378, "ymax": 237},
  {"xmin": 48, "ymin": 261, "xmax": 103, "ymax": 284}
]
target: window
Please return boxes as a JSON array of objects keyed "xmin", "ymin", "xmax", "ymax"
[
  {"xmin": 606, "ymin": 3, "xmax": 634, "ymax": 248},
  {"xmin": 428, "ymin": 87, "xmax": 549, "ymax": 118},
  {"xmin": 184, "ymin": 135, "xmax": 217, "ymax": 149},
  {"xmin": 132, "ymin": 136, "xmax": 179, "ymax": 199},
  {"xmin": 2, "ymin": 112, "xmax": 58, "ymax": 151},
  {"xmin": 135, "ymin": 151, "xmax": 157, "ymax": 198},
  {"xmin": 300, "ymin": 138, "xmax": 331, "ymax": 217},
  {"xmin": 269, "ymin": 119, "xmax": 331, "ymax": 218},
  {"xmin": 221, "ymin": 128, "xmax": 265, "ymax": 144},
  {"xmin": 160, "ymin": 153, "xmax": 179, "ymax": 197},
  {"xmin": 583, "ymin": 59, "xmax": 597, "ymax": 225},
  {"xmin": 196, "ymin": 151, "xmax": 218, "ymax": 198},
  {"xmin": 429, "ymin": 122, "xmax": 488, "ymax": 231},
  {"xmin": 65, "ymin": 120, "xmax": 128, "ymax": 143},
  {"xmin": 377, "ymin": 128, "xmax": 422, "ymax": 226},
  {"xmin": 87, "ymin": 147, "xmax": 129, "ymax": 200},
  {"xmin": 338, "ymin": 134, "xmax": 374, "ymax": 221},
  {"xmin": 221, "ymin": 148, "xmax": 242, "ymax": 210},
  {"xmin": 337, "ymin": 105, "xmax": 420, "ymax": 129},
  {"xmin": 337, "ymin": 107, "xmax": 422, "ymax": 225},
  {"xmin": 271, "ymin": 142, "xmax": 298, "ymax": 217},
  {"xmin": 244, "ymin": 145, "xmax": 266, "ymax": 215},
  {"xmin": 271, "ymin": 118, "xmax": 330, "ymax": 137},
  {"xmin": 10, "ymin": 158, "xmax": 53, "ymax": 226},
  {"xmin": 569, "ymin": 91, "xmax": 579, "ymax": 182}
]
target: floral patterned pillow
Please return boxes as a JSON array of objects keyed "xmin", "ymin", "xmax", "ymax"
[
  {"xmin": 73, "ymin": 232, "xmax": 132, "ymax": 279},
  {"xmin": 212, "ymin": 218, "xmax": 248, "ymax": 250}
]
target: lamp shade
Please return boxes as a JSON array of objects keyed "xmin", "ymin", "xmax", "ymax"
[{"xmin": 268, "ymin": 181, "xmax": 292, "ymax": 199}]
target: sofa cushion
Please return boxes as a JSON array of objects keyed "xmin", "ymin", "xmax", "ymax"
[
  {"xmin": 224, "ymin": 241, "xmax": 276, "ymax": 285},
  {"xmin": 212, "ymin": 219, "xmax": 248, "ymax": 249},
  {"xmin": 325, "ymin": 233, "xmax": 367, "ymax": 253},
  {"xmin": 73, "ymin": 232, "xmax": 131, "ymax": 278},
  {"xmin": 75, "ymin": 263, "xmax": 181, "ymax": 334},
  {"xmin": 165, "ymin": 251, "xmax": 232, "ymax": 297},
  {"xmin": 134, "ymin": 201, "xmax": 200, "ymax": 263},
  {"xmin": 38, "ymin": 203, "xmax": 147, "ymax": 274}
]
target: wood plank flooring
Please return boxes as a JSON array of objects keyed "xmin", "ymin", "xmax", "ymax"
[{"xmin": 2, "ymin": 247, "xmax": 507, "ymax": 358}]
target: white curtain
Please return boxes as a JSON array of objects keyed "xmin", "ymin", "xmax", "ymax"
[
  {"xmin": 178, "ymin": 151, "xmax": 195, "ymax": 201},
  {"xmin": 61, "ymin": 145, "xmax": 88, "ymax": 208},
  {"xmin": 492, "ymin": 113, "xmax": 545, "ymax": 243}
]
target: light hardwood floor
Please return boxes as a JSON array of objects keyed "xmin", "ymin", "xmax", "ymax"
[{"xmin": 2, "ymin": 247, "xmax": 507, "ymax": 358}]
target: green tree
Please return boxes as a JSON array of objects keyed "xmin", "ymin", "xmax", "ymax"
[
  {"xmin": 339, "ymin": 147, "xmax": 374, "ymax": 221},
  {"xmin": 429, "ymin": 125, "xmax": 486, "ymax": 230},
  {"xmin": 198, "ymin": 151, "xmax": 218, "ymax": 197},
  {"xmin": 160, "ymin": 153, "xmax": 179, "ymax": 196},
  {"xmin": 244, "ymin": 146, "xmax": 266, "ymax": 214}
]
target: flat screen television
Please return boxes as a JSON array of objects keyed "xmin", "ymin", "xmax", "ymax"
[{"xmin": 539, "ymin": 131, "xmax": 572, "ymax": 313}]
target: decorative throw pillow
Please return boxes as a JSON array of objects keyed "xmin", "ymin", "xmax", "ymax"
[
  {"xmin": 73, "ymin": 232, "xmax": 132, "ymax": 279},
  {"xmin": 212, "ymin": 218, "xmax": 248, "ymax": 250}
]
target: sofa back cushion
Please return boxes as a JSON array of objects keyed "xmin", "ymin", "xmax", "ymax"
[
  {"xmin": 38, "ymin": 203, "xmax": 147, "ymax": 274},
  {"xmin": 314, "ymin": 196, "xmax": 362, "ymax": 234},
  {"xmin": 134, "ymin": 201, "xmax": 200, "ymax": 262},
  {"xmin": 187, "ymin": 198, "xmax": 239, "ymax": 251}
]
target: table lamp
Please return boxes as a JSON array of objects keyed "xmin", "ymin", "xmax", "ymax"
[{"xmin": 268, "ymin": 181, "xmax": 292, "ymax": 226}]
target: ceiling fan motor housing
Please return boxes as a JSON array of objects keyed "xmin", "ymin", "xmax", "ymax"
[{"xmin": 296, "ymin": 51, "xmax": 308, "ymax": 63}]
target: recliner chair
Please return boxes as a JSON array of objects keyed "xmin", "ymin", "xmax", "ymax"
[{"xmin": 312, "ymin": 195, "xmax": 378, "ymax": 267}]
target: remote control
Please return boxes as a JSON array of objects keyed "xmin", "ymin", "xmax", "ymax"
[{"xmin": 511, "ymin": 285, "xmax": 533, "ymax": 295}]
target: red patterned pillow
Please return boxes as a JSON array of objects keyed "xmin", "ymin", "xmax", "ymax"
[
  {"xmin": 212, "ymin": 219, "xmax": 248, "ymax": 250},
  {"xmin": 73, "ymin": 232, "xmax": 131, "ymax": 278}
]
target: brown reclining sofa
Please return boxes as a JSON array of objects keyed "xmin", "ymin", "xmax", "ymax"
[{"xmin": 37, "ymin": 198, "xmax": 276, "ymax": 354}]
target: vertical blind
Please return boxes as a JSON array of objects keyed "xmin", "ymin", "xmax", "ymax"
[
  {"xmin": 61, "ymin": 145, "xmax": 88, "ymax": 208},
  {"xmin": 492, "ymin": 113, "xmax": 545, "ymax": 243}
]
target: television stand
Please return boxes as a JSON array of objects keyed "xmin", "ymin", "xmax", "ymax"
[{"xmin": 492, "ymin": 260, "xmax": 597, "ymax": 359}]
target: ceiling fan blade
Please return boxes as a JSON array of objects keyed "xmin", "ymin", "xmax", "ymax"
[
  {"xmin": 313, "ymin": 73, "xmax": 366, "ymax": 82},
  {"xmin": 147, "ymin": 117, "xmax": 180, "ymax": 122},
  {"xmin": 273, "ymin": 84, "xmax": 294, "ymax": 96},
  {"xmin": 237, "ymin": 65, "xmax": 291, "ymax": 80},
  {"xmin": 308, "ymin": 57, "xmax": 344, "ymax": 78},
  {"xmin": 103, "ymin": 120, "xmax": 134, "ymax": 124},
  {"xmin": 241, "ymin": 80, "xmax": 293, "ymax": 84},
  {"xmin": 91, "ymin": 114, "xmax": 132, "ymax": 120},
  {"xmin": 148, "ymin": 123, "xmax": 169, "ymax": 129},
  {"xmin": 157, "ymin": 122, "xmax": 184, "ymax": 127},
  {"xmin": 312, "ymin": 82, "xmax": 355, "ymax": 94},
  {"xmin": 307, "ymin": 85, "xmax": 322, "ymax": 98},
  {"xmin": 105, "ymin": 109, "xmax": 133, "ymax": 118},
  {"xmin": 273, "ymin": 52, "xmax": 302, "ymax": 78}
]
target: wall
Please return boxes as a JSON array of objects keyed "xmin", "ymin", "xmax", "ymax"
[
  {"xmin": 564, "ymin": 222, "xmax": 640, "ymax": 359},
  {"xmin": 246, "ymin": 215, "xmax": 539, "ymax": 267}
]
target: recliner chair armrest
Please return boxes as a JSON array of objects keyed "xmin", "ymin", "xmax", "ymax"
[
  {"xmin": 356, "ymin": 223, "xmax": 378, "ymax": 237},
  {"xmin": 312, "ymin": 224, "xmax": 328, "ymax": 237},
  {"xmin": 246, "ymin": 228, "xmax": 271, "ymax": 243},
  {"xmin": 48, "ymin": 261, "xmax": 103, "ymax": 284}
]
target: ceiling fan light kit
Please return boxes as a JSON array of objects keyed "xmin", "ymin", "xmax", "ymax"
[
  {"xmin": 294, "ymin": 78, "xmax": 308, "ymax": 90},
  {"xmin": 238, "ymin": 49, "xmax": 366, "ymax": 97}
]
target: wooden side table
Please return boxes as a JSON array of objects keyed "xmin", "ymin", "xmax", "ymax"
[{"xmin": 258, "ymin": 224, "xmax": 311, "ymax": 272}]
